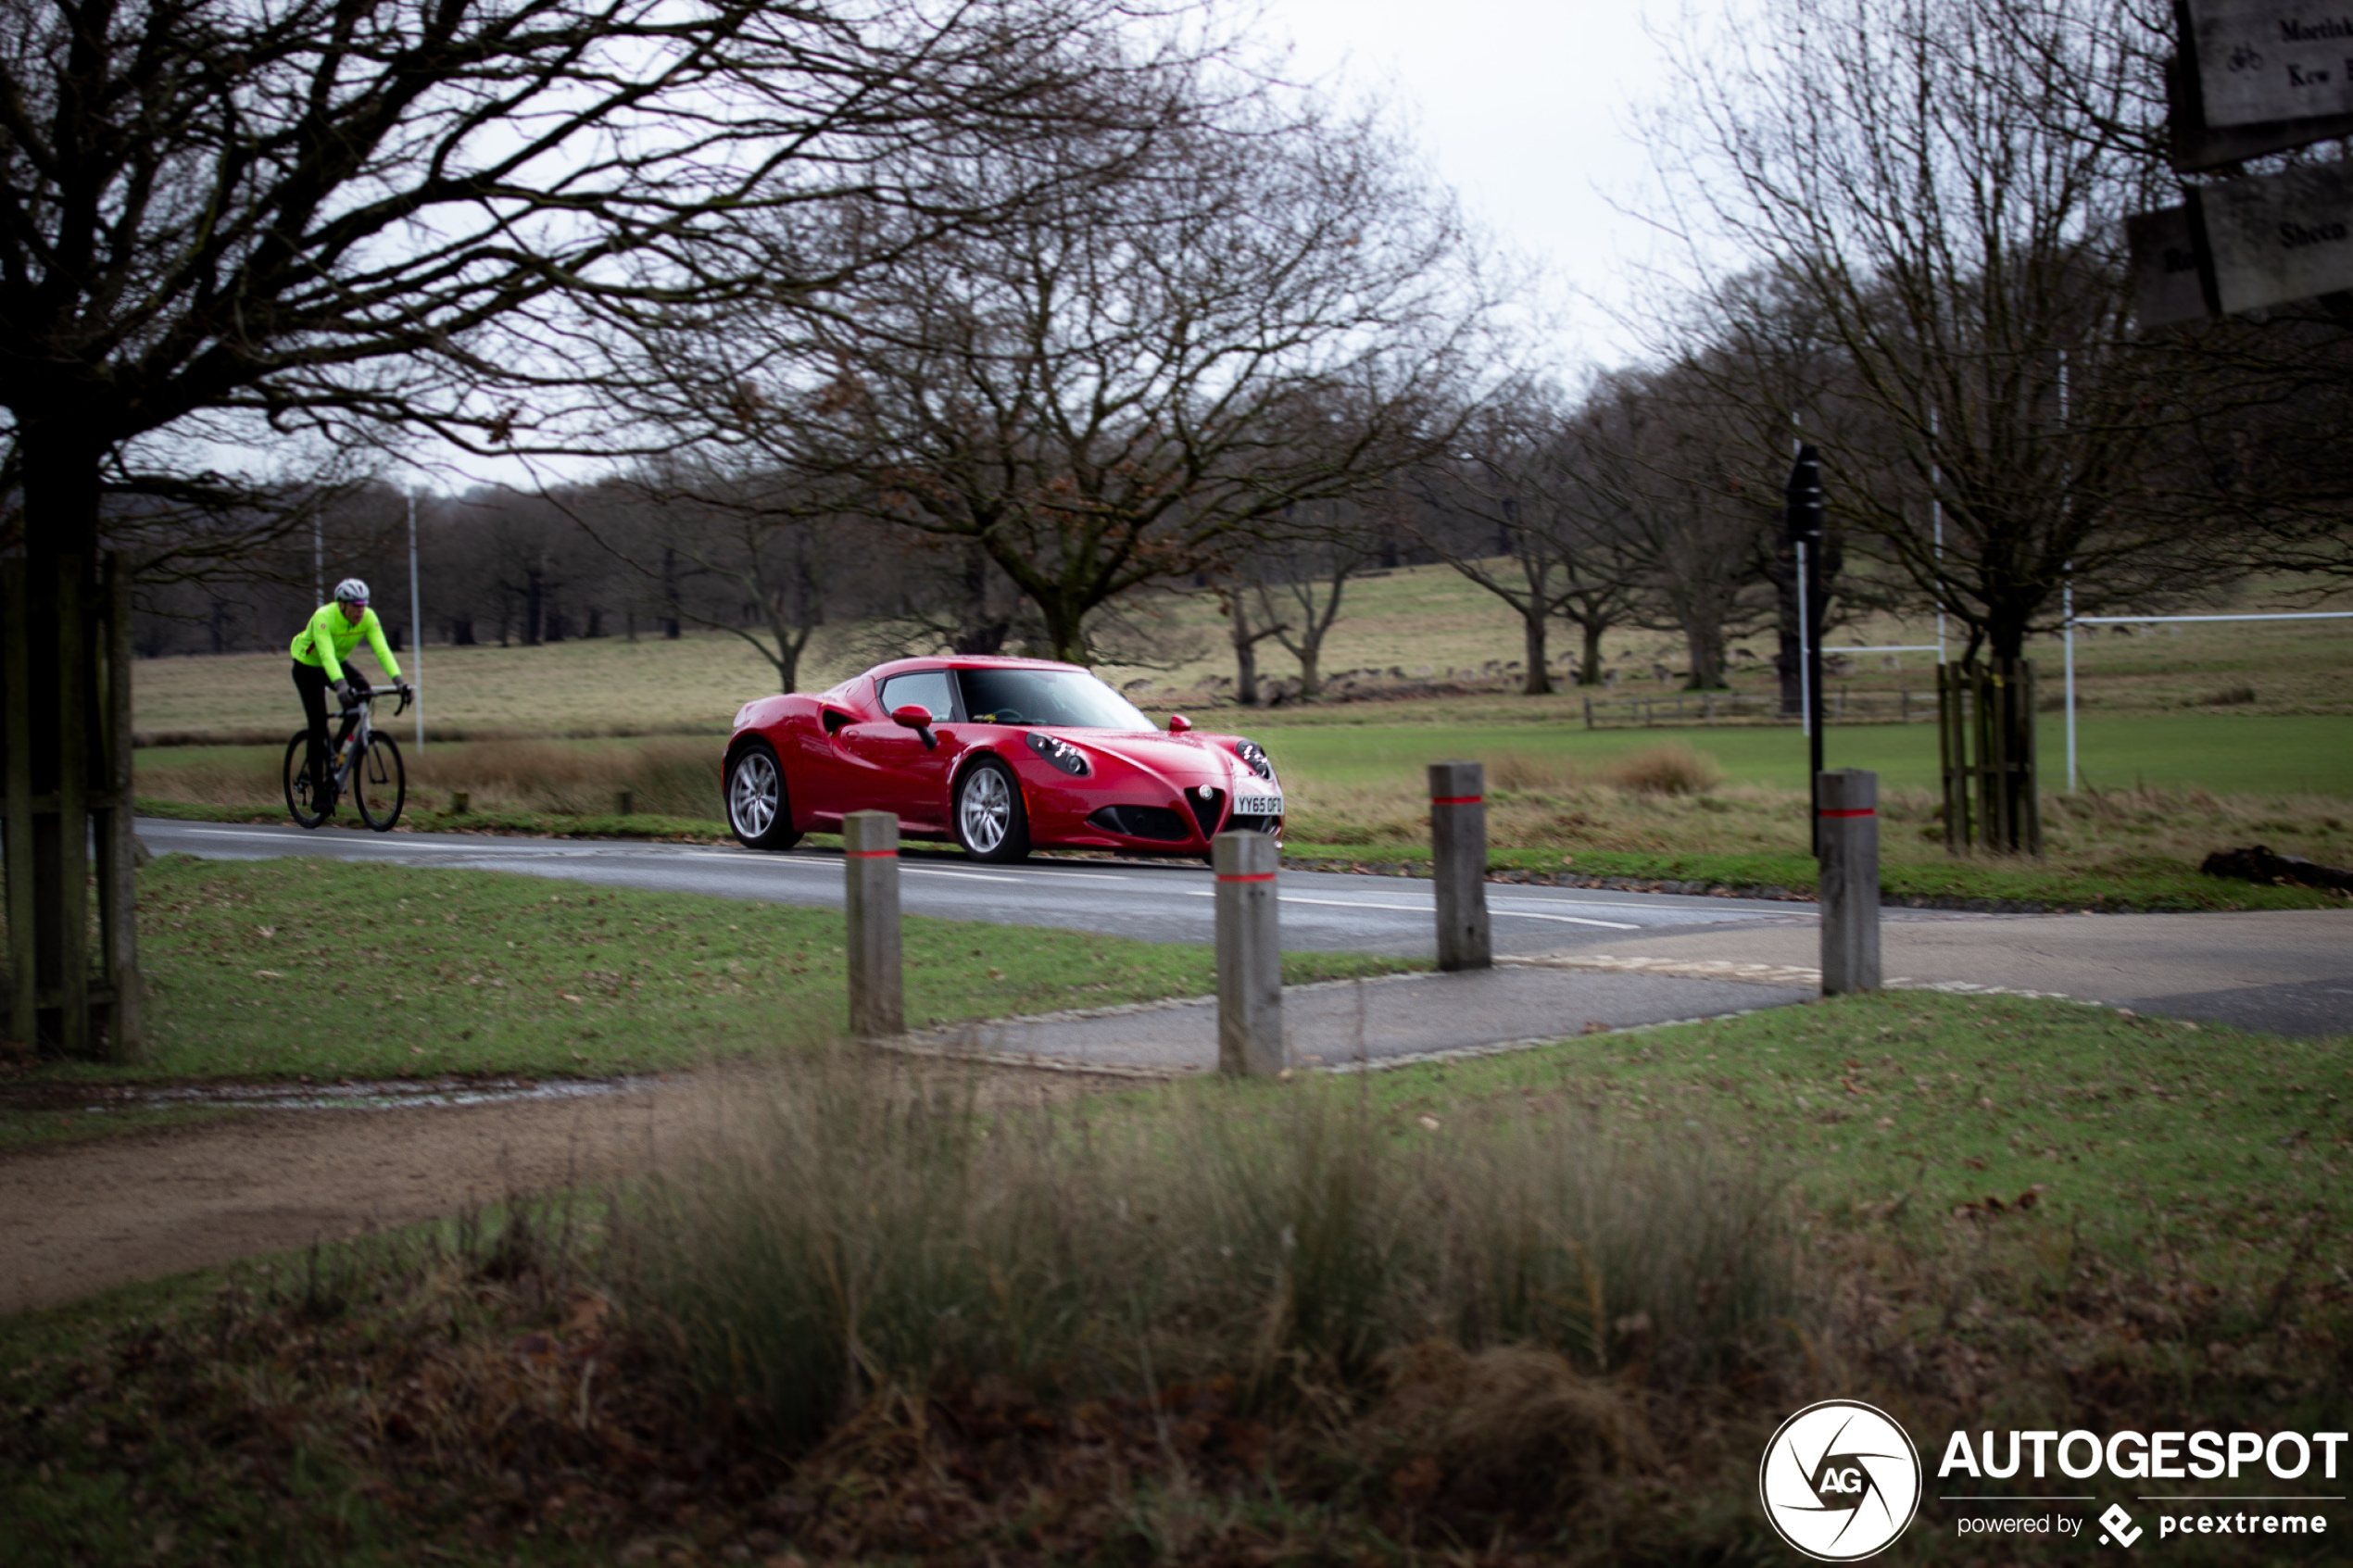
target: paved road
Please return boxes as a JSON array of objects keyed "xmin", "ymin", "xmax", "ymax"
[{"xmin": 138, "ymin": 817, "xmax": 1817, "ymax": 959}]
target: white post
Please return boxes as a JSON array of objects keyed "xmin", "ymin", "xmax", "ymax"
[
  {"xmin": 2057, "ymin": 356, "xmax": 2073, "ymax": 792},
  {"xmin": 1931, "ymin": 408, "xmax": 1946, "ymax": 664},
  {"xmin": 407, "ymin": 492, "xmax": 423, "ymax": 753},
  {"xmin": 2063, "ymin": 568, "xmax": 2076, "ymax": 793},
  {"xmin": 1794, "ymin": 539, "xmax": 1812, "ymax": 739}
]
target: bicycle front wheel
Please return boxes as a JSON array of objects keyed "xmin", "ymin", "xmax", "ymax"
[
  {"xmin": 283, "ymin": 731, "xmax": 331, "ymax": 829},
  {"xmin": 354, "ymin": 734, "xmax": 406, "ymax": 831}
]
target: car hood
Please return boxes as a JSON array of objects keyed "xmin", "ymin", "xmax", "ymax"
[{"xmin": 1051, "ymin": 729, "xmax": 1273, "ymax": 785}]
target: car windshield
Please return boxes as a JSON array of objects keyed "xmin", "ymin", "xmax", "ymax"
[{"xmin": 956, "ymin": 668, "xmax": 1153, "ymax": 730}]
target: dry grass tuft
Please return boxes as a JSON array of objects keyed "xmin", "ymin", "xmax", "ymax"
[
  {"xmin": 135, "ymin": 735, "xmax": 720, "ymax": 818},
  {"xmin": 1596, "ymin": 743, "xmax": 1724, "ymax": 797},
  {"xmin": 614, "ymin": 1054, "xmax": 1799, "ymax": 1450}
]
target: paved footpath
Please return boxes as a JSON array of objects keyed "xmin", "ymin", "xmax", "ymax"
[{"xmin": 1575, "ymin": 908, "xmax": 2353, "ymax": 1039}]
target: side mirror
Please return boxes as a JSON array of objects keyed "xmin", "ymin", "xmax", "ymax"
[
  {"xmin": 891, "ymin": 704, "xmax": 938, "ymax": 751},
  {"xmin": 1167, "ymin": 713, "xmax": 1192, "ymax": 734}
]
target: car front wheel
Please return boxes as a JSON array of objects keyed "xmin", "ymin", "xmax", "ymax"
[
  {"xmin": 954, "ymin": 757, "xmax": 1031, "ymax": 863},
  {"xmin": 726, "ymin": 740, "xmax": 801, "ymax": 850}
]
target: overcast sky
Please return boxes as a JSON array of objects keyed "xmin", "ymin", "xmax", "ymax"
[
  {"xmin": 1260, "ymin": 0, "xmax": 1692, "ymax": 376},
  {"xmin": 409, "ymin": 0, "xmax": 1700, "ymax": 493}
]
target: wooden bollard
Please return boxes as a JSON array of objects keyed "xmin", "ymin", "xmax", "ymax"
[
  {"xmin": 1428, "ymin": 760, "xmax": 1491, "ymax": 971},
  {"xmin": 843, "ymin": 810, "xmax": 904, "ymax": 1036},
  {"xmin": 1818, "ymin": 769, "xmax": 1881, "ymax": 995},
  {"xmin": 1214, "ymin": 830, "xmax": 1285, "ymax": 1076}
]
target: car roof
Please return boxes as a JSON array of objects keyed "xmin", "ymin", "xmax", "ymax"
[{"xmin": 862, "ymin": 655, "xmax": 1088, "ymax": 680}]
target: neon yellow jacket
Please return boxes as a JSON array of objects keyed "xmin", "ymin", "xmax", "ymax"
[{"xmin": 290, "ymin": 602, "xmax": 401, "ymax": 684}]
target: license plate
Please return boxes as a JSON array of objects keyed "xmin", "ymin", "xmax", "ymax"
[{"xmin": 1233, "ymin": 793, "xmax": 1283, "ymax": 816}]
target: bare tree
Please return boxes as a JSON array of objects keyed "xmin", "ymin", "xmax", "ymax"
[
  {"xmin": 1251, "ymin": 498, "xmax": 1383, "ymax": 699},
  {"xmin": 1410, "ymin": 392, "xmax": 1645, "ymax": 693},
  {"xmin": 1646, "ymin": 0, "xmax": 2213, "ymax": 662},
  {"xmin": 0, "ymin": 0, "xmax": 1222, "ymax": 1053},
  {"xmin": 629, "ymin": 82, "xmax": 1498, "ymax": 662}
]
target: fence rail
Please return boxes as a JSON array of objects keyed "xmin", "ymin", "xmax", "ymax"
[{"xmin": 1578, "ymin": 687, "xmax": 1936, "ymax": 729}]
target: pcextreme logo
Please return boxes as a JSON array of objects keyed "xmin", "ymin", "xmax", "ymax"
[{"xmin": 1759, "ymin": 1399, "xmax": 1924, "ymax": 1562}]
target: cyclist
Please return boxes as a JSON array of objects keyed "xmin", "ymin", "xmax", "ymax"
[{"xmin": 291, "ymin": 578, "xmax": 410, "ymax": 809}]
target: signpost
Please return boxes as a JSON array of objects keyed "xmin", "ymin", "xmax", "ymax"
[
  {"xmin": 1786, "ymin": 446, "xmax": 1828, "ymax": 857},
  {"xmin": 2133, "ymin": 1, "xmax": 2353, "ymax": 329},
  {"xmin": 2184, "ymin": 0, "xmax": 2353, "ymax": 128}
]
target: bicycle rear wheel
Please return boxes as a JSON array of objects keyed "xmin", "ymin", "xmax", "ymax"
[
  {"xmin": 354, "ymin": 734, "xmax": 406, "ymax": 831},
  {"xmin": 283, "ymin": 732, "xmax": 332, "ymax": 829}
]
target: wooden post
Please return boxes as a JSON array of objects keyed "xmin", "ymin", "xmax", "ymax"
[
  {"xmin": 1818, "ymin": 769, "xmax": 1881, "ymax": 995},
  {"xmin": 1214, "ymin": 829, "xmax": 1284, "ymax": 1076},
  {"xmin": 1582, "ymin": 696, "xmax": 1593, "ymax": 731},
  {"xmin": 2, "ymin": 560, "xmax": 33, "ymax": 1047},
  {"xmin": 842, "ymin": 810, "xmax": 903, "ymax": 1037},
  {"xmin": 1428, "ymin": 760, "xmax": 1491, "ymax": 972}
]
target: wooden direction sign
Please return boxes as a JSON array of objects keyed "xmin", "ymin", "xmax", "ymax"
[
  {"xmin": 2130, "ymin": 159, "xmax": 2353, "ymax": 327},
  {"xmin": 2128, "ymin": 205, "xmax": 2210, "ymax": 329},
  {"xmin": 2168, "ymin": 48, "xmax": 2353, "ymax": 169},
  {"xmin": 2193, "ymin": 157, "xmax": 2353, "ymax": 310},
  {"xmin": 2186, "ymin": 0, "xmax": 2353, "ymax": 126}
]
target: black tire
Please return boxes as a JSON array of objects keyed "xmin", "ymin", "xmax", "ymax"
[
  {"xmin": 953, "ymin": 756, "xmax": 1030, "ymax": 863},
  {"xmin": 354, "ymin": 734, "xmax": 406, "ymax": 832},
  {"xmin": 726, "ymin": 739, "xmax": 801, "ymax": 850},
  {"xmin": 283, "ymin": 731, "xmax": 332, "ymax": 829}
]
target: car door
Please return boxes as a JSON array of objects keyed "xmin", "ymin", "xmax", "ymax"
[{"xmin": 837, "ymin": 669, "xmax": 959, "ymax": 830}]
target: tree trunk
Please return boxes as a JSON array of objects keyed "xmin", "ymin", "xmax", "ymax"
[
  {"xmin": 6, "ymin": 433, "xmax": 141, "ymax": 1060},
  {"xmin": 1230, "ymin": 589, "xmax": 1263, "ymax": 706},
  {"xmin": 661, "ymin": 547, "xmax": 682, "ymax": 640},
  {"xmin": 451, "ymin": 616, "xmax": 477, "ymax": 646},
  {"xmin": 1296, "ymin": 633, "xmax": 1323, "ymax": 699},
  {"xmin": 1578, "ymin": 619, "xmax": 1605, "ymax": 686},
  {"xmin": 1681, "ymin": 613, "xmax": 1729, "ymax": 690},
  {"xmin": 523, "ymin": 565, "xmax": 546, "ymax": 646},
  {"xmin": 1519, "ymin": 607, "xmax": 1553, "ymax": 696}
]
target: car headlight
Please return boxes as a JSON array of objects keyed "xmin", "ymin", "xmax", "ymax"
[
  {"xmin": 1026, "ymin": 731, "xmax": 1090, "ymax": 776},
  {"xmin": 1232, "ymin": 739, "xmax": 1273, "ymax": 780}
]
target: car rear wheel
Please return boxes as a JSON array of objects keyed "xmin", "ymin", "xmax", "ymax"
[
  {"xmin": 726, "ymin": 740, "xmax": 801, "ymax": 850},
  {"xmin": 955, "ymin": 757, "xmax": 1030, "ymax": 863}
]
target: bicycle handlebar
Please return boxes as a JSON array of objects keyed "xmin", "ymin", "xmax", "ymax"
[{"xmin": 339, "ymin": 685, "xmax": 413, "ymax": 717}]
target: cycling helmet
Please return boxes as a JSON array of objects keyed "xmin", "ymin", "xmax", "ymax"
[{"xmin": 333, "ymin": 577, "xmax": 371, "ymax": 605}]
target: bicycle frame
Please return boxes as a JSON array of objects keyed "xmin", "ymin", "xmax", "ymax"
[{"xmin": 316, "ymin": 687, "xmax": 409, "ymax": 799}]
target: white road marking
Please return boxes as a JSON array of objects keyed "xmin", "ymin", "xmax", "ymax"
[{"xmin": 903, "ymin": 866, "xmax": 1029, "ymax": 884}]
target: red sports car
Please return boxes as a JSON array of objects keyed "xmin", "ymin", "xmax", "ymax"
[{"xmin": 721, "ymin": 656, "xmax": 1285, "ymax": 862}]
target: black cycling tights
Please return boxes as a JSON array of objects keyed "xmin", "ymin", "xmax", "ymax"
[{"xmin": 291, "ymin": 661, "xmax": 370, "ymax": 788}]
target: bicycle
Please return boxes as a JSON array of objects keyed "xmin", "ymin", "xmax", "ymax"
[{"xmin": 283, "ymin": 685, "xmax": 410, "ymax": 831}]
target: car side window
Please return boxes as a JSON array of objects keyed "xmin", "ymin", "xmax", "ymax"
[{"xmin": 877, "ymin": 670, "xmax": 955, "ymax": 722}]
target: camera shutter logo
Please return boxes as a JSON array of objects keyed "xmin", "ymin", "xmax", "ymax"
[{"xmin": 1758, "ymin": 1399, "xmax": 1922, "ymax": 1561}]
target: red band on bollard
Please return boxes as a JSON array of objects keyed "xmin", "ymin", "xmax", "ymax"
[
  {"xmin": 847, "ymin": 848, "xmax": 899, "ymax": 858},
  {"xmin": 1431, "ymin": 795, "xmax": 1483, "ymax": 806},
  {"xmin": 1818, "ymin": 808, "xmax": 1876, "ymax": 819},
  {"xmin": 1216, "ymin": 872, "xmax": 1277, "ymax": 884}
]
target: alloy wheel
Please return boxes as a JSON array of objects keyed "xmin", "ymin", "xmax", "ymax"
[
  {"xmin": 960, "ymin": 766, "xmax": 1012, "ymax": 854},
  {"xmin": 731, "ymin": 751, "xmax": 779, "ymax": 838}
]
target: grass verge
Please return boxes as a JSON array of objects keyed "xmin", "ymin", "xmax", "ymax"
[
  {"xmin": 1283, "ymin": 839, "xmax": 2353, "ymax": 912},
  {"xmin": 6, "ymin": 991, "xmax": 2346, "ymax": 1564},
  {"xmin": 4, "ymin": 855, "xmax": 1415, "ymax": 1098}
]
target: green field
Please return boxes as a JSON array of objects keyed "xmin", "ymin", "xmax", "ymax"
[
  {"xmin": 130, "ymin": 562, "xmax": 2353, "ymax": 746},
  {"xmin": 1248, "ymin": 710, "xmax": 2352, "ymax": 797}
]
